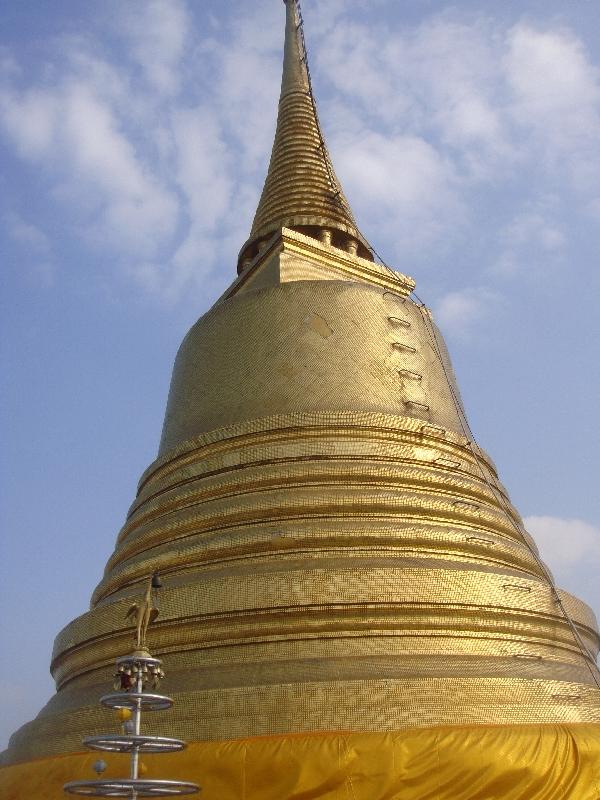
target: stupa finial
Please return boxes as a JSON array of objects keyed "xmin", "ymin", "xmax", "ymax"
[
  {"xmin": 281, "ymin": 0, "xmax": 309, "ymax": 97},
  {"xmin": 237, "ymin": 0, "xmax": 373, "ymax": 271}
]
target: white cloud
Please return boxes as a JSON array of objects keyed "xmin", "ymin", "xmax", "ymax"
[
  {"xmin": 61, "ymin": 82, "xmax": 179, "ymax": 248},
  {"xmin": 4, "ymin": 213, "xmax": 56, "ymax": 286},
  {"xmin": 207, "ymin": 6, "xmax": 281, "ymax": 170},
  {"xmin": 505, "ymin": 210, "xmax": 565, "ymax": 251},
  {"xmin": 505, "ymin": 25, "xmax": 600, "ymax": 144},
  {"xmin": 318, "ymin": 22, "xmax": 402, "ymax": 124},
  {"xmin": 504, "ymin": 24, "xmax": 600, "ymax": 193},
  {"xmin": 62, "ymin": 84, "xmax": 145, "ymax": 190},
  {"xmin": 492, "ymin": 196, "xmax": 566, "ymax": 277},
  {"xmin": 318, "ymin": 14, "xmax": 514, "ymax": 172},
  {"xmin": 0, "ymin": 77, "xmax": 178, "ymax": 258},
  {"xmin": 2, "ymin": 4, "xmax": 600, "ymax": 304},
  {"xmin": 0, "ymin": 88, "xmax": 58, "ymax": 158},
  {"xmin": 130, "ymin": 106, "xmax": 235, "ymax": 302},
  {"xmin": 526, "ymin": 516, "xmax": 600, "ymax": 568},
  {"xmin": 307, "ymin": 0, "xmax": 350, "ymax": 34},
  {"xmin": 0, "ymin": 2, "xmax": 271, "ymax": 302},
  {"xmin": 118, "ymin": 0, "xmax": 190, "ymax": 96},
  {"xmin": 172, "ymin": 107, "xmax": 233, "ymax": 230},
  {"xmin": 435, "ymin": 287, "xmax": 500, "ymax": 339},
  {"xmin": 525, "ymin": 516, "xmax": 600, "ymax": 614},
  {"xmin": 408, "ymin": 18, "xmax": 507, "ymax": 150},
  {"xmin": 5, "ymin": 212, "xmax": 51, "ymax": 253},
  {"xmin": 319, "ymin": 13, "xmax": 600, "ymax": 182},
  {"xmin": 335, "ymin": 130, "xmax": 462, "ymax": 254}
]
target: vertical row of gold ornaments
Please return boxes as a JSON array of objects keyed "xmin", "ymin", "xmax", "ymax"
[{"xmin": 2, "ymin": 0, "xmax": 600, "ymax": 797}]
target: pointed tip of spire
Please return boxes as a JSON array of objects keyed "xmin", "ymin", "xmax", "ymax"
[
  {"xmin": 281, "ymin": 0, "xmax": 309, "ymax": 97},
  {"xmin": 237, "ymin": 0, "xmax": 373, "ymax": 272}
]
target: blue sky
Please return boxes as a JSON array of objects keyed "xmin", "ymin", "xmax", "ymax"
[{"xmin": 1, "ymin": 0, "xmax": 600, "ymax": 750}]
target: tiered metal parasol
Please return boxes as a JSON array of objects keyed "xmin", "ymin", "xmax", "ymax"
[{"xmin": 64, "ymin": 574, "xmax": 200, "ymax": 798}]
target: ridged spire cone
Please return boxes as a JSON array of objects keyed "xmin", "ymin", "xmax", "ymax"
[{"xmin": 237, "ymin": 0, "xmax": 372, "ymax": 269}]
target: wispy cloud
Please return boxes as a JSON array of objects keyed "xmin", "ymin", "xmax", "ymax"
[
  {"xmin": 5, "ymin": 212, "xmax": 51, "ymax": 253},
  {"xmin": 317, "ymin": 12, "xmax": 600, "ymax": 184},
  {"xmin": 3, "ymin": 212, "xmax": 55, "ymax": 286},
  {"xmin": 492, "ymin": 195, "xmax": 566, "ymax": 277},
  {"xmin": 0, "ymin": 79, "xmax": 179, "ymax": 256},
  {"xmin": 505, "ymin": 25, "xmax": 600, "ymax": 161},
  {"xmin": 118, "ymin": 0, "xmax": 190, "ymax": 96},
  {"xmin": 0, "ymin": 2, "xmax": 282, "ymax": 301},
  {"xmin": 1, "ymin": 2, "xmax": 599, "ymax": 309},
  {"xmin": 435, "ymin": 287, "xmax": 500, "ymax": 339},
  {"xmin": 525, "ymin": 516, "xmax": 600, "ymax": 613},
  {"xmin": 527, "ymin": 516, "xmax": 600, "ymax": 568},
  {"xmin": 334, "ymin": 131, "xmax": 463, "ymax": 253}
]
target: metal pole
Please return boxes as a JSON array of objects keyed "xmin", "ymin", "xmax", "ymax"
[{"xmin": 130, "ymin": 670, "xmax": 142, "ymax": 785}]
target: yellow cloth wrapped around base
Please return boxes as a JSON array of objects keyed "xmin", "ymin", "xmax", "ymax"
[{"xmin": 1, "ymin": 724, "xmax": 599, "ymax": 799}]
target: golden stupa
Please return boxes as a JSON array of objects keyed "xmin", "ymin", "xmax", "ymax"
[{"xmin": 2, "ymin": 2, "xmax": 600, "ymax": 797}]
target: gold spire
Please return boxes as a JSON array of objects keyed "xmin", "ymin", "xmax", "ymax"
[{"xmin": 237, "ymin": 0, "xmax": 373, "ymax": 271}]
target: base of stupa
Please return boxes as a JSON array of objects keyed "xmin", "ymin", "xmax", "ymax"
[{"xmin": 2, "ymin": 724, "xmax": 599, "ymax": 799}]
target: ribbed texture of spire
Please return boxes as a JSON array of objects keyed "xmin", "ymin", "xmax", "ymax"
[{"xmin": 238, "ymin": 0, "xmax": 371, "ymax": 269}]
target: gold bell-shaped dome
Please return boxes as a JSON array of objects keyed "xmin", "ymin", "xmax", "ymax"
[{"xmin": 2, "ymin": 2, "xmax": 600, "ymax": 798}]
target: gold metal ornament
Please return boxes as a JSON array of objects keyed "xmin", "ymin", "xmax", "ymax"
[{"xmin": 124, "ymin": 574, "xmax": 161, "ymax": 654}]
